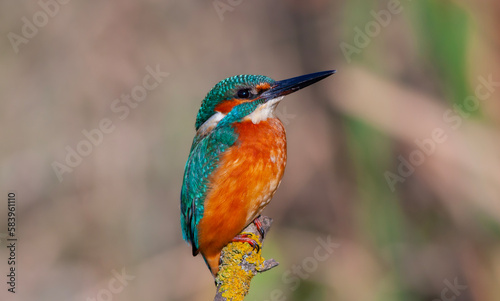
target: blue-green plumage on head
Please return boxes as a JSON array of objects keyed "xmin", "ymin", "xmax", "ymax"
[{"xmin": 195, "ymin": 75, "xmax": 274, "ymax": 130}]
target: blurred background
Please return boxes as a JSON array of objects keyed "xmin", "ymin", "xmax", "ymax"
[{"xmin": 1, "ymin": 0, "xmax": 500, "ymax": 300}]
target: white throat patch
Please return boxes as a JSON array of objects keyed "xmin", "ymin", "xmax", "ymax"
[{"xmin": 245, "ymin": 96, "xmax": 284, "ymax": 124}]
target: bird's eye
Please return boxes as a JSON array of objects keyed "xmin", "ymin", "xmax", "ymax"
[{"xmin": 237, "ymin": 89, "xmax": 251, "ymax": 99}]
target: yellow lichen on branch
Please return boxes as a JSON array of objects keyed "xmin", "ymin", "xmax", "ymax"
[
  {"xmin": 214, "ymin": 216, "xmax": 278, "ymax": 301},
  {"xmin": 217, "ymin": 233, "xmax": 261, "ymax": 300}
]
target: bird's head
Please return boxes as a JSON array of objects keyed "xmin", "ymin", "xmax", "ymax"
[{"xmin": 195, "ymin": 70, "xmax": 335, "ymax": 133}]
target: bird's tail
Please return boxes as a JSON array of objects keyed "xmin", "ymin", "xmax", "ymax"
[{"xmin": 202, "ymin": 252, "xmax": 221, "ymax": 277}]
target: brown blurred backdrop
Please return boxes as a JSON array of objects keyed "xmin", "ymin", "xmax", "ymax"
[{"xmin": 1, "ymin": 0, "xmax": 500, "ymax": 300}]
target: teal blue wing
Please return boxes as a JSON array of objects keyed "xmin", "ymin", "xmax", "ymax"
[{"xmin": 180, "ymin": 126, "xmax": 237, "ymax": 255}]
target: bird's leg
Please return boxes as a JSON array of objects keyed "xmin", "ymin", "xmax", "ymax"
[
  {"xmin": 253, "ymin": 216, "xmax": 266, "ymax": 239},
  {"xmin": 232, "ymin": 234, "xmax": 260, "ymax": 252},
  {"xmin": 230, "ymin": 216, "xmax": 267, "ymax": 252}
]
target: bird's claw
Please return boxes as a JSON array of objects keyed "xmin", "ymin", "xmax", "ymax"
[{"xmin": 232, "ymin": 234, "xmax": 260, "ymax": 252}]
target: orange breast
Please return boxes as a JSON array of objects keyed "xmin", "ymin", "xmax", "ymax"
[{"xmin": 196, "ymin": 118, "xmax": 287, "ymax": 274}]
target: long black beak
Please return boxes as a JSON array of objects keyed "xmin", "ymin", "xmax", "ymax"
[{"xmin": 261, "ymin": 70, "xmax": 336, "ymax": 100}]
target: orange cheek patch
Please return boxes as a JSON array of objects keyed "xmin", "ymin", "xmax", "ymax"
[{"xmin": 215, "ymin": 99, "xmax": 247, "ymax": 114}]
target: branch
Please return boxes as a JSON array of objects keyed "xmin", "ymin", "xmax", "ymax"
[{"xmin": 214, "ymin": 215, "xmax": 279, "ymax": 301}]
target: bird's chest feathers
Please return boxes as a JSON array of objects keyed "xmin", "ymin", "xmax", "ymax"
[
  {"xmin": 229, "ymin": 118, "xmax": 287, "ymax": 211},
  {"xmin": 233, "ymin": 118, "xmax": 286, "ymax": 164}
]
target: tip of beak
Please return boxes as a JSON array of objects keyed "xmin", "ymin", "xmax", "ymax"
[
  {"xmin": 262, "ymin": 69, "xmax": 337, "ymax": 100},
  {"xmin": 318, "ymin": 70, "xmax": 336, "ymax": 78}
]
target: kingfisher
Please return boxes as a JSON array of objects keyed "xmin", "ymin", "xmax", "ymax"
[{"xmin": 181, "ymin": 70, "xmax": 335, "ymax": 277}]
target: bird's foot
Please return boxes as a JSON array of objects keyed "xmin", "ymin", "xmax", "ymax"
[{"xmin": 232, "ymin": 234, "xmax": 260, "ymax": 252}]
